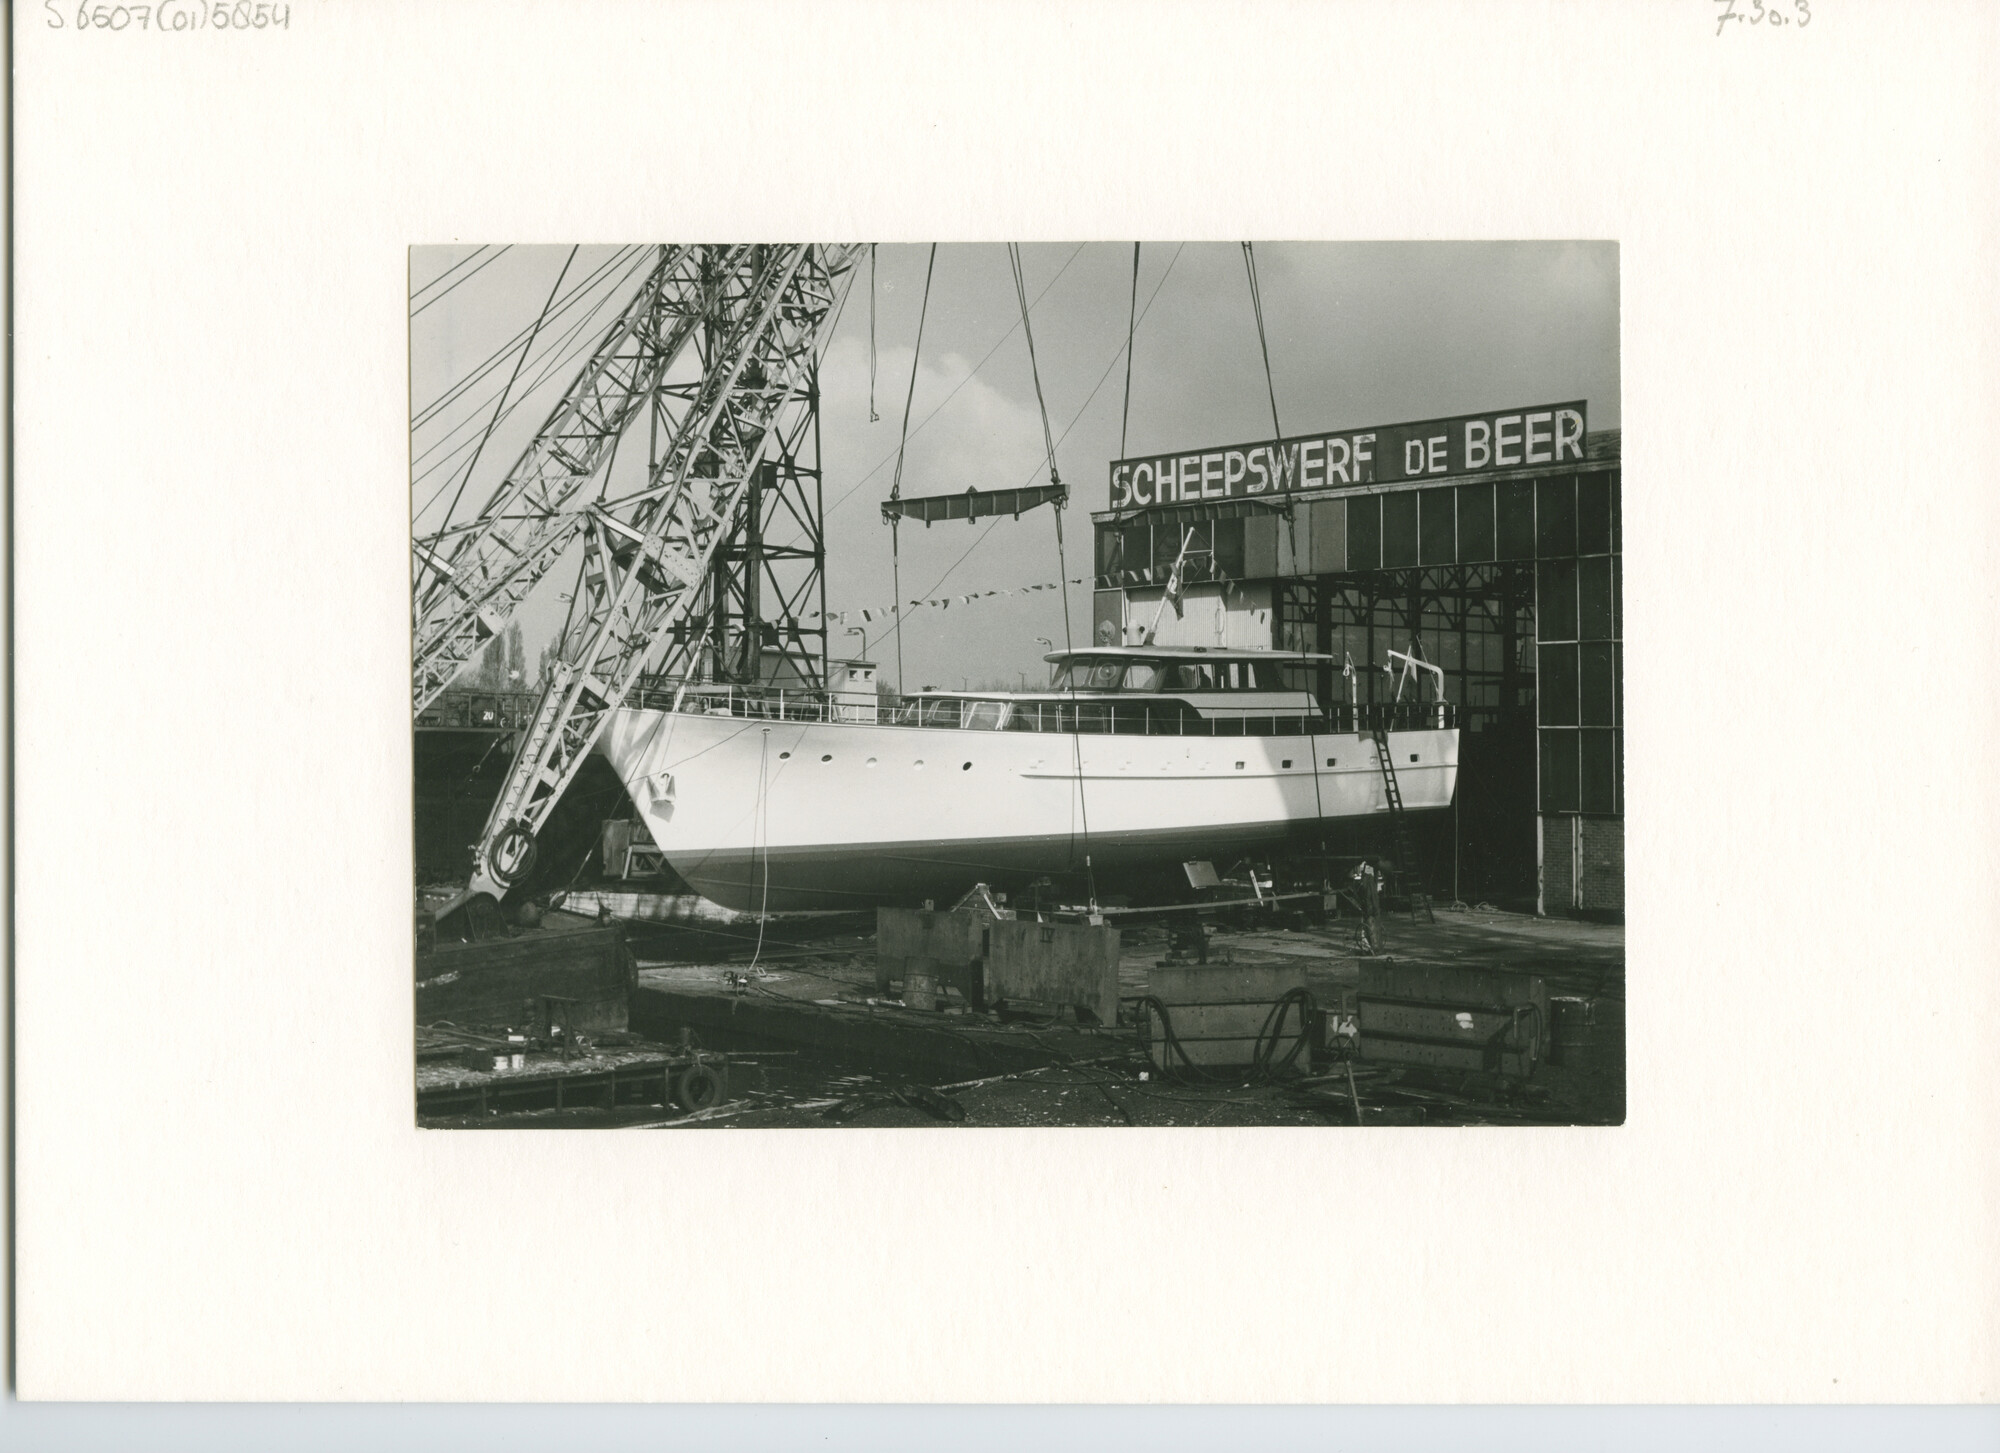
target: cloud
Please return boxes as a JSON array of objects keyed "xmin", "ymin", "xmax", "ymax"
[{"xmin": 417, "ymin": 241, "xmax": 1620, "ymax": 691}]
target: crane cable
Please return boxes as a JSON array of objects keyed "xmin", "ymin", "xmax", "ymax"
[
  {"xmin": 1242, "ymin": 238, "xmax": 1306, "ymax": 577},
  {"xmin": 432, "ymin": 247, "xmax": 578, "ymax": 544},
  {"xmin": 412, "ymin": 244, "xmax": 644, "ymax": 433},
  {"xmin": 887, "ymin": 243, "xmax": 938, "ymax": 694},
  {"xmin": 868, "ymin": 244, "xmax": 881, "ymax": 424},
  {"xmin": 411, "ymin": 246, "xmax": 649, "ymax": 487},
  {"xmin": 409, "ymin": 245, "xmax": 491, "ymax": 308},
  {"xmin": 902, "ymin": 242, "xmax": 1183, "ymax": 612},
  {"xmin": 1119, "ymin": 241, "xmax": 1140, "ymax": 458},
  {"xmin": 825, "ymin": 243, "xmax": 1085, "ymax": 520},
  {"xmin": 1007, "ymin": 242, "xmax": 1097, "ymax": 908},
  {"xmin": 409, "ymin": 244, "xmax": 512, "ymax": 318},
  {"xmin": 1241, "ymin": 241, "xmax": 1288, "ymax": 485},
  {"xmin": 411, "ymin": 247, "xmax": 656, "ymax": 557},
  {"xmin": 1006, "ymin": 244, "xmax": 1062, "ymax": 497}
]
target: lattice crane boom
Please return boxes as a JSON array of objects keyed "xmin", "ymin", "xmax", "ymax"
[
  {"xmin": 413, "ymin": 245, "xmax": 709, "ymax": 713},
  {"xmin": 414, "ymin": 243, "xmax": 863, "ymax": 906}
]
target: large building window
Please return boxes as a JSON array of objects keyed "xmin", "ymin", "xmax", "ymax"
[
  {"xmin": 1456, "ymin": 482, "xmax": 1495, "ymax": 561},
  {"xmin": 1420, "ymin": 488, "xmax": 1456, "ymax": 565},
  {"xmin": 1381, "ymin": 492, "xmax": 1419, "ymax": 568},
  {"xmin": 1091, "ymin": 466, "xmax": 1620, "ymax": 825},
  {"xmin": 1496, "ymin": 480, "xmax": 1535, "ymax": 559}
]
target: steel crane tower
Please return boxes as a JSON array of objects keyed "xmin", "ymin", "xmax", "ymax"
[{"xmin": 412, "ymin": 243, "xmax": 864, "ymax": 907}]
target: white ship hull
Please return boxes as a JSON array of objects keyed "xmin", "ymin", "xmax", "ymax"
[{"xmin": 599, "ymin": 706, "xmax": 1458, "ymax": 912}]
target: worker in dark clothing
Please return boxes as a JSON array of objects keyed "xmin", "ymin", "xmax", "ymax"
[{"xmin": 1349, "ymin": 858, "xmax": 1383, "ymax": 954}]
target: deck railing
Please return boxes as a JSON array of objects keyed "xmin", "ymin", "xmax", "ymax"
[
  {"xmin": 627, "ymin": 681, "xmax": 1453, "ymax": 736},
  {"xmin": 628, "ymin": 681, "xmax": 863, "ymax": 722},
  {"xmin": 999, "ymin": 700, "xmax": 1452, "ymax": 736}
]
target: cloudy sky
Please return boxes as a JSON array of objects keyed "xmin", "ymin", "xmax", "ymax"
[{"xmin": 412, "ymin": 241, "xmax": 1618, "ymax": 691}]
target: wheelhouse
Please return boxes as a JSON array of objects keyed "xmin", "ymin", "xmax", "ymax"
[
  {"xmin": 1044, "ymin": 647, "xmax": 1324, "ymax": 695},
  {"xmin": 887, "ymin": 647, "xmax": 1450, "ymax": 736}
]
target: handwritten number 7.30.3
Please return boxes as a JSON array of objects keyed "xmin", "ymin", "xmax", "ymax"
[
  {"xmin": 47, "ymin": 1, "xmax": 291, "ymax": 29},
  {"xmin": 1716, "ymin": 0, "xmax": 1811, "ymax": 34}
]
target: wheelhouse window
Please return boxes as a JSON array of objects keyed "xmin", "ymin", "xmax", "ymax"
[
  {"xmin": 1060, "ymin": 659, "xmax": 1125, "ymax": 691},
  {"xmin": 1161, "ymin": 659, "xmax": 1278, "ymax": 691},
  {"xmin": 1047, "ymin": 655, "xmax": 1293, "ymax": 695}
]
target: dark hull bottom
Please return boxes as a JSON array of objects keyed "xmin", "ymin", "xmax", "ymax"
[{"xmin": 670, "ymin": 813, "xmax": 1445, "ymax": 913}]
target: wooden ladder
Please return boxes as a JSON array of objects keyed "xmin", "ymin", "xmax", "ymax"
[{"xmin": 1371, "ymin": 726, "xmax": 1436, "ymax": 924}]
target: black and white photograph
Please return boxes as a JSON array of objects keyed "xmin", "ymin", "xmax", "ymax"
[
  {"xmin": 411, "ymin": 241, "xmax": 1624, "ymax": 1128},
  {"xmin": 16, "ymin": 0, "xmax": 1996, "ymax": 1423}
]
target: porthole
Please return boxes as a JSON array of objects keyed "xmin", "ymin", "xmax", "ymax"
[
  {"xmin": 779, "ymin": 751, "xmax": 791, "ymax": 760},
  {"xmin": 961, "ymin": 762, "xmax": 972, "ymax": 771},
  {"xmin": 865, "ymin": 756, "xmax": 878, "ymax": 767},
  {"xmin": 914, "ymin": 759, "xmax": 925, "ymax": 769},
  {"xmin": 821, "ymin": 754, "xmax": 833, "ymax": 762}
]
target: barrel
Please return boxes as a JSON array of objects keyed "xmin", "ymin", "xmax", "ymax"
[{"xmin": 1548, "ymin": 996, "xmax": 1599, "ymax": 1069}]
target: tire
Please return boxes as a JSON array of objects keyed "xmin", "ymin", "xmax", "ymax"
[
  {"xmin": 672, "ymin": 1063, "xmax": 727, "ymax": 1113},
  {"xmin": 486, "ymin": 820, "xmax": 538, "ymax": 888}
]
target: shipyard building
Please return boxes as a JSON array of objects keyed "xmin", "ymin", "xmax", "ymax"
[{"xmin": 1090, "ymin": 402, "xmax": 1622, "ymax": 918}]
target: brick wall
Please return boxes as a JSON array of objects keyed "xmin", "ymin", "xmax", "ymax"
[
  {"xmin": 1540, "ymin": 814, "xmax": 1574, "ymax": 914},
  {"xmin": 1577, "ymin": 817, "xmax": 1624, "ymax": 914},
  {"xmin": 1539, "ymin": 814, "xmax": 1625, "ymax": 918}
]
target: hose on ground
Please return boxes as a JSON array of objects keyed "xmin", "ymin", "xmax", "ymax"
[{"xmin": 1134, "ymin": 988, "xmax": 1316, "ymax": 1085}]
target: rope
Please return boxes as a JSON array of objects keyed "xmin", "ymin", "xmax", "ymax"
[
  {"xmin": 409, "ymin": 244, "xmax": 512, "ymax": 317},
  {"xmin": 1053, "ymin": 506, "xmax": 1098, "ymax": 905},
  {"xmin": 826, "ymin": 243, "xmax": 1085, "ymax": 519},
  {"xmin": 1241, "ymin": 242, "xmax": 1288, "ymax": 487},
  {"xmin": 890, "ymin": 519, "xmax": 903, "ymax": 692},
  {"xmin": 744, "ymin": 730, "xmax": 773, "ymax": 973},
  {"xmin": 412, "ymin": 244, "xmax": 644, "ymax": 432},
  {"xmin": 411, "ymin": 246, "xmax": 652, "ymax": 527},
  {"xmin": 1119, "ymin": 241, "xmax": 1140, "ymax": 457},
  {"xmin": 409, "ymin": 245, "xmax": 492, "ymax": 307},
  {"xmin": 1006, "ymin": 245, "xmax": 1062, "ymax": 495},
  {"xmin": 843, "ymin": 240, "xmax": 1183, "ymax": 764},
  {"xmin": 888, "ymin": 244, "xmax": 937, "ymax": 504},
  {"xmin": 432, "ymin": 246, "xmax": 576, "ymax": 539},
  {"xmin": 411, "ymin": 282, "xmax": 624, "ymax": 519},
  {"xmin": 412, "ymin": 251, "xmax": 640, "ymax": 480},
  {"xmin": 868, "ymin": 244, "xmax": 880, "ymax": 423},
  {"xmin": 888, "ymin": 244, "xmax": 938, "ymax": 693},
  {"xmin": 1008, "ymin": 243, "xmax": 1098, "ymax": 905},
  {"xmin": 881, "ymin": 244, "xmax": 1185, "ymax": 640}
]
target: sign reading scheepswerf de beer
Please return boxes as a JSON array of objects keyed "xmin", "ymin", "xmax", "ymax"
[{"xmin": 1107, "ymin": 402, "xmax": 1588, "ymax": 508}]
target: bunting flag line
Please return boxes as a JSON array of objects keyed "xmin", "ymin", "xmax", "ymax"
[
  {"xmin": 789, "ymin": 575, "xmax": 1096, "ymax": 627},
  {"xmin": 775, "ymin": 566, "xmax": 1238, "ymax": 629}
]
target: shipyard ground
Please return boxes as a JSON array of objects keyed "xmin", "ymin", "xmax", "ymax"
[{"xmin": 420, "ymin": 904, "xmax": 1624, "ymax": 1129}]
